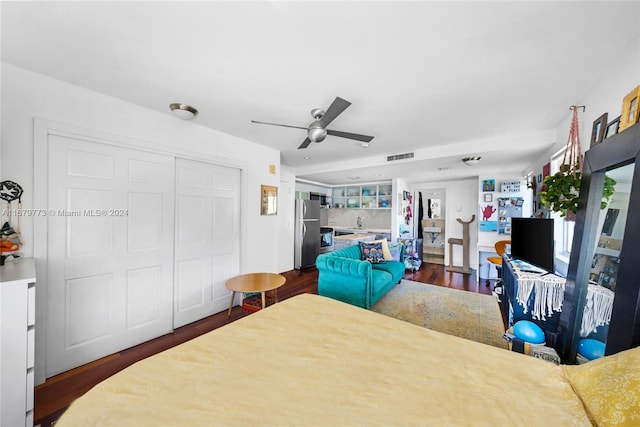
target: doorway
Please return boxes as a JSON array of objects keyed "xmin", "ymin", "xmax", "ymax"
[{"xmin": 417, "ymin": 189, "xmax": 446, "ymax": 265}]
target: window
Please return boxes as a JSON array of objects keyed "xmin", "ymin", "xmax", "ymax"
[{"xmin": 549, "ymin": 147, "xmax": 575, "ymax": 256}]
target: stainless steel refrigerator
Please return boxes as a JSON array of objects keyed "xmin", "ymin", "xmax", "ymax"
[{"xmin": 294, "ymin": 199, "xmax": 321, "ymax": 269}]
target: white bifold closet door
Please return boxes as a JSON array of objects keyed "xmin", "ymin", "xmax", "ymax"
[
  {"xmin": 46, "ymin": 135, "xmax": 176, "ymax": 377},
  {"xmin": 173, "ymin": 158, "xmax": 240, "ymax": 328}
]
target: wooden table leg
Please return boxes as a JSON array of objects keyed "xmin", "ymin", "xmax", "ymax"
[
  {"xmin": 261, "ymin": 291, "xmax": 266, "ymax": 310},
  {"xmin": 228, "ymin": 291, "xmax": 236, "ymax": 317}
]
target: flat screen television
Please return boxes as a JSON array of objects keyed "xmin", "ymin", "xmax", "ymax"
[{"xmin": 510, "ymin": 218, "xmax": 555, "ymax": 273}]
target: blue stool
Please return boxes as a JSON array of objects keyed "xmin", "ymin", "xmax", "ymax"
[
  {"xmin": 578, "ymin": 339, "xmax": 606, "ymax": 360},
  {"xmin": 513, "ymin": 320, "xmax": 545, "ymax": 345}
]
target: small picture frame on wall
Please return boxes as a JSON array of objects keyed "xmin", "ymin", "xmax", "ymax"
[
  {"xmin": 484, "ymin": 193, "xmax": 493, "ymax": 203},
  {"xmin": 260, "ymin": 185, "xmax": 278, "ymax": 215},
  {"xmin": 619, "ymin": 85, "xmax": 640, "ymax": 133},
  {"xmin": 590, "ymin": 112, "xmax": 608, "ymax": 147},
  {"xmin": 604, "ymin": 116, "xmax": 621, "ymax": 140}
]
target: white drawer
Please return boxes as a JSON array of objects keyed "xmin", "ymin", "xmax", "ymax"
[
  {"xmin": 27, "ymin": 327, "xmax": 35, "ymax": 368},
  {"xmin": 26, "ymin": 368, "xmax": 34, "ymax": 411},
  {"xmin": 27, "ymin": 283, "xmax": 35, "ymax": 326}
]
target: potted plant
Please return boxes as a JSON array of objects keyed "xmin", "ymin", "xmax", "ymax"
[{"xmin": 540, "ymin": 164, "xmax": 616, "ymax": 218}]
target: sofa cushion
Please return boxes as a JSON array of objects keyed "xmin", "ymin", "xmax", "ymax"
[
  {"xmin": 387, "ymin": 242, "xmax": 404, "ymax": 262},
  {"xmin": 327, "ymin": 244, "xmax": 361, "ymax": 260},
  {"xmin": 371, "ymin": 269, "xmax": 394, "ymax": 295},
  {"xmin": 372, "ymin": 261, "xmax": 405, "ymax": 283},
  {"xmin": 359, "ymin": 241, "xmax": 386, "ymax": 264}
]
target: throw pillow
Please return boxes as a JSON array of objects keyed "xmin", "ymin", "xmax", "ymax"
[
  {"xmin": 359, "ymin": 241, "xmax": 386, "ymax": 264},
  {"xmin": 369, "ymin": 238, "xmax": 393, "ymax": 260},
  {"xmin": 563, "ymin": 345, "xmax": 640, "ymax": 426},
  {"xmin": 387, "ymin": 242, "xmax": 404, "ymax": 262}
]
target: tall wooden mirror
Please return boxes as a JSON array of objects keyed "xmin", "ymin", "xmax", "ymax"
[{"xmin": 560, "ymin": 123, "xmax": 640, "ymax": 363}]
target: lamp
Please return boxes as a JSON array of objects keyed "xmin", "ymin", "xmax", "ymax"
[
  {"xmin": 462, "ymin": 156, "xmax": 481, "ymax": 166},
  {"xmin": 170, "ymin": 103, "xmax": 198, "ymax": 120}
]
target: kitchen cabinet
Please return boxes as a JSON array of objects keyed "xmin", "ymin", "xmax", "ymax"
[{"xmin": 332, "ymin": 184, "xmax": 392, "ymax": 209}]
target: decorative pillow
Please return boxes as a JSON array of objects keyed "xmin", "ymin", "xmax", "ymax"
[
  {"xmin": 387, "ymin": 242, "xmax": 404, "ymax": 262},
  {"xmin": 563, "ymin": 346, "xmax": 640, "ymax": 426},
  {"xmin": 359, "ymin": 241, "xmax": 386, "ymax": 264},
  {"xmin": 369, "ymin": 238, "xmax": 393, "ymax": 260}
]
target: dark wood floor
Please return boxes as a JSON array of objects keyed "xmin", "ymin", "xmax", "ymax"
[{"xmin": 34, "ymin": 263, "xmax": 494, "ymax": 427}]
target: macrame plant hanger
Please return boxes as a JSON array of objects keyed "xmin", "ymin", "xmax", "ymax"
[{"xmin": 563, "ymin": 106, "xmax": 584, "ymax": 176}]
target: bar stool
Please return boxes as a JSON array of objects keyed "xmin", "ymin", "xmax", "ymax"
[{"xmin": 487, "ymin": 240, "xmax": 510, "ymax": 287}]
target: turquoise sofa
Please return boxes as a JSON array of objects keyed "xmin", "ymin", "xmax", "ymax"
[{"xmin": 316, "ymin": 244, "xmax": 405, "ymax": 309}]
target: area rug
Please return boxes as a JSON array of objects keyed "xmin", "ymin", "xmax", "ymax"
[{"xmin": 371, "ymin": 280, "xmax": 508, "ymax": 349}]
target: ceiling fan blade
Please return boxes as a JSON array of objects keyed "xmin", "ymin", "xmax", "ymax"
[
  {"xmin": 251, "ymin": 120, "xmax": 308, "ymax": 131},
  {"xmin": 326, "ymin": 129, "xmax": 374, "ymax": 142},
  {"xmin": 298, "ymin": 137, "xmax": 312, "ymax": 149},
  {"xmin": 317, "ymin": 97, "xmax": 351, "ymax": 128}
]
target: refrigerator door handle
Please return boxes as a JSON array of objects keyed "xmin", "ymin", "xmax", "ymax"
[{"xmin": 303, "ymin": 222, "xmax": 306, "ymax": 238}]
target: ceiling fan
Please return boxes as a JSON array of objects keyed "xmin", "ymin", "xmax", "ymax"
[{"xmin": 251, "ymin": 96, "xmax": 374, "ymax": 149}]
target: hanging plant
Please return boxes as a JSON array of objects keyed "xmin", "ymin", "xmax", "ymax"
[
  {"xmin": 539, "ymin": 106, "xmax": 616, "ymax": 217},
  {"xmin": 540, "ymin": 165, "xmax": 616, "ymax": 217}
]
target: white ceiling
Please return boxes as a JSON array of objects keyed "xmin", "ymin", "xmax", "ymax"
[{"xmin": 2, "ymin": 1, "xmax": 639, "ymax": 186}]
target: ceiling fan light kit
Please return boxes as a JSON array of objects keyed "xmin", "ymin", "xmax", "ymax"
[
  {"xmin": 251, "ymin": 96, "xmax": 374, "ymax": 149},
  {"xmin": 463, "ymin": 156, "xmax": 481, "ymax": 166},
  {"xmin": 170, "ymin": 103, "xmax": 198, "ymax": 120},
  {"xmin": 308, "ymin": 125, "xmax": 327, "ymax": 143}
]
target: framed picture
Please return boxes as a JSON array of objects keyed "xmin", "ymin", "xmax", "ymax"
[
  {"xmin": 542, "ymin": 162, "xmax": 550, "ymax": 178},
  {"xmin": 619, "ymin": 85, "xmax": 640, "ymax": 133},
  {"xmin": 482, "ymin": 179, "xmax": 495, "ymax": 192},
  {"xmin": 605, "ymin": 116, "xmax": 621, "ymax": 140},
  {"xmin": 484, "ymin": 193, "xmax": 493, "ymax": 203},
  {"xmin": 590, "ymin": 112, "xmax": 608, "ymax": 147},
  {"xmin": 260, "ymin": 185, "xmax": 278, "ymax": 215},
  {"xmin": 538, "ymin": 174, "xmax": 543, "ymax": 183}
]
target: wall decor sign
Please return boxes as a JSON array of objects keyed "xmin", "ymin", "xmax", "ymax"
[
  {"xmin": 590, "ymin": 112, "xmax": 608, "ymax": 148},
  {"xmin": 605, "ymin": 116, "xmax": 621, "ymax": 140},
  {"xmin": 484, "ymin": 193, "xmax": 493, "ymax": 203},
  {"xmin": 619, "ymin": 85, "xmax": 640, "ymax": 133},
  {"xmin": 261, "ymin": 185, "xmax": 278, "ymax": 215},
  {"xmin": 501, "ymin": 180, "xmax": 521, "ymax": 192}
]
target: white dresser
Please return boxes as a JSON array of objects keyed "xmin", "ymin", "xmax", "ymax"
[{"xmin": 0, "ymin": 258, "xmax": 36, "ymax": 427}]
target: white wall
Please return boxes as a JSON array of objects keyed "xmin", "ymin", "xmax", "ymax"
[
  {"xmin": 278, "ymin": 166, "xmax": 296, "ymax": 272},
  {"xmin": 477, "ymin": 175, "xmax": 530, "ymax": 249},
  {"xmin": 1, "ymin": 62, "xmax": 283, "ymax": 273}
]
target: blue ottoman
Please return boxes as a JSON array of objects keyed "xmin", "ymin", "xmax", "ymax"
[
  {"xmin": 513, "ymin": 320, "xmax": 546, "ymax": 345},
  {"xmin": 578, "ymin": 339, "xmax": 606, "ymax": 360}
]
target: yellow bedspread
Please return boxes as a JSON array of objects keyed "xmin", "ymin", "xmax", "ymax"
[{"xmin": 58, "ymin": 294, "xmax": 591, "ymax": 426}]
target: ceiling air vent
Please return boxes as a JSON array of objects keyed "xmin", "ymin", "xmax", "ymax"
[{"xmin": 387, "ymin": 152, "xmax": 414, "ymax": 162}]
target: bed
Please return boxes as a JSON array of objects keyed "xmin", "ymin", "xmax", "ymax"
[{"xmin": 58, "ymin": 293, "xmax": 640, "ymax": 426}]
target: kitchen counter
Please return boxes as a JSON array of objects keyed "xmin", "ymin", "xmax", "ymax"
[
  {"xmin": 333, "ymin": 233, "xmax": 373, "ymax": 241},
  {"xmin": 330, "ymin": 226, "xmax": 391, "ymax": 234}
]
